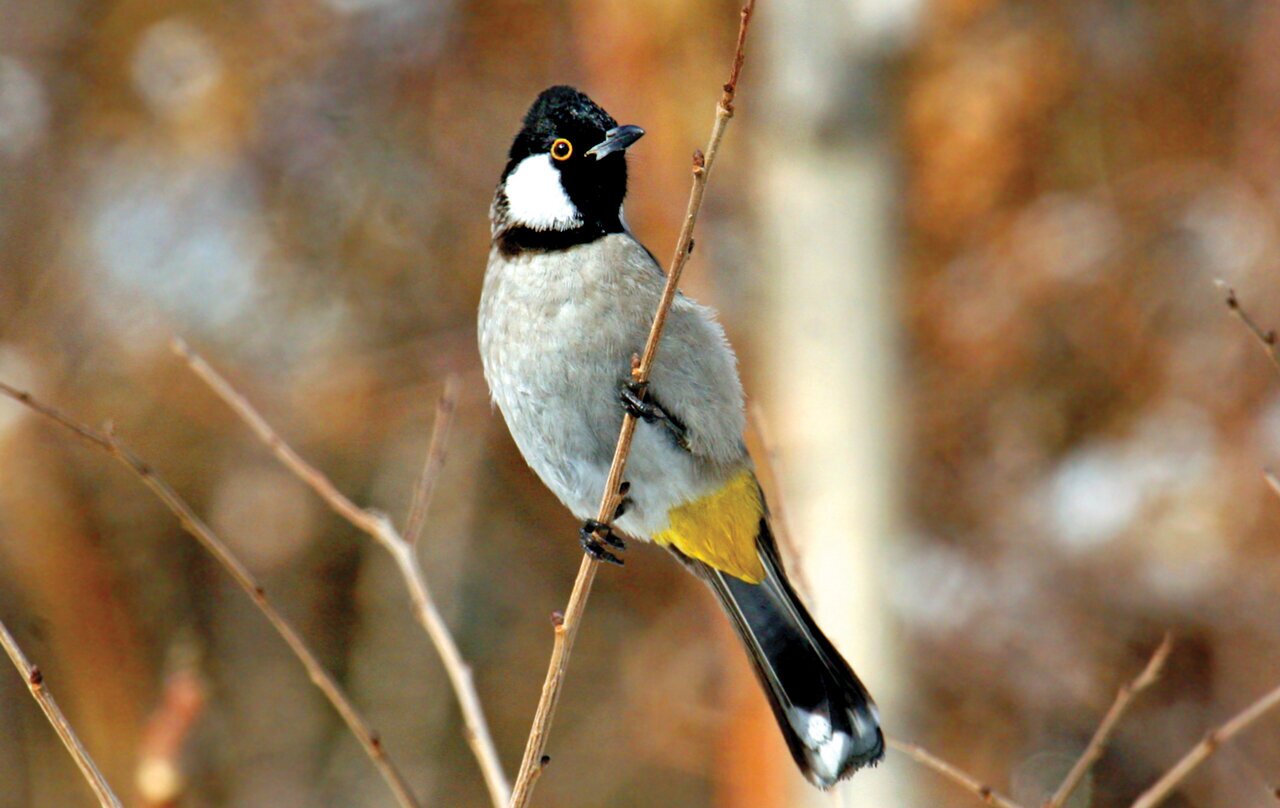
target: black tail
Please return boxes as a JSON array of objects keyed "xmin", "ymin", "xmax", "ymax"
[{"xmin": 689, "ymin": 520, "xmax": 883, "ymax": 788}]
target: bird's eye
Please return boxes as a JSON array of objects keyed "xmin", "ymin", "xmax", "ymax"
[{"xmin": 550, "ymin": 138, "xmax": 573, "ymax": 161}]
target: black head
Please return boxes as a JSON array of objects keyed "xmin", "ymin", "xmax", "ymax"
[{"xmin": 495, "ymin": 86, "xmax": 644, "ymax": 243}]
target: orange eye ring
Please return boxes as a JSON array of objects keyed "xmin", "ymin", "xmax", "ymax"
[{"xmin": 550, "ymin": 138, "xmax": 573, "ymax": 161}]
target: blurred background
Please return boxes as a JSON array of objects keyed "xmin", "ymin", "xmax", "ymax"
[{"xmin": 2, "ymin": 0, "xmax": 1280, "ymax": 806}]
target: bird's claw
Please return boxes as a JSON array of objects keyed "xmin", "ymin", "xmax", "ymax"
[
  {"xmin": 580, "ymin": 519, "xmax": 625, "ymax": 565},
  {"xmin": 619, "ymin": 382, "xmax": 691, "ymax": 451},
  {"xmin": 583, "ymin": 518, "xmax": 626, "ymax": 549},
  {"xmin": 619, "ymin": 381, "xmax": 662, "ymax": 422}
]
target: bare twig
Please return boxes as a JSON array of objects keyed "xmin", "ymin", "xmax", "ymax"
[
  {"xmin": 405, "ymin": 376, "xmax": 461, "ymax": 546},
  {"xmin": 746, "ymin": 401, "xmax": 810, "ymax": 597},
  {"xmin": 506, "ymin": 4, "xmax": 757, "ymax": 806},
  {"xmin": 1045, "ymin": 634, "xmax": 1173, "ymax": 808},
  {"xmin": 1225, "ymin": 287, "xmax": 1280, "ymax": 383},
  {"xmin": 170, "ymin": 340, "xmax": 509, "ymax": 807},
  {"xmin": 0, "ymin": 616, "xmax": 123, "ymax": 808},
  {"xmin": 1130, "ymin": 680, "xmax": 1280, "ymax": 808},
  {"xmin": 0, "ymin": 381, "xmax": 422, "ymax": 808},
  {"xmin": 137, "ymin": 663, "xmax": 207, "ymax": 807},
  {"xmin": 888, "ymin": 738, "xmax": 1026, "ymax": 808}
]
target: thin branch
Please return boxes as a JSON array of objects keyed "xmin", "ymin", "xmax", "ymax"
[
  {"xmin": 405, "ymin": 375, "xmax": 462, "ymax": 546},
  {"xmin": 505, "ymin": 4, "xmax": 757, "ymax": 806},
  {"xmin": 888, "ymin": 738, "xmax": 1027, "ymax": 808},
  {"xmin": 1045, "ymin": 634, "xmax": 1173, "ymax": 808},
  {"xmin": 746, "ymin": 402, "xmax": 811, "ymax": 597},
  {"xmin": 170, "ymin": 339, "xmax": 509, "ymax": 808},
  {"xmin": 0, "ymin": 381, "xmax": 421, "ymax": 808},
  {"xmin": 1225, "ymin": 287, "xmax": 1280, "ymax": 383},
  {"xmin": 1130, "ymin": 680, "xmax": 1280, "ymax": 808},
  {"xmin": 0, "ymin": 616, "xmax": 124, "ymax": 808},
  {"xmin": 137, "ymin": 663, "xmax": 207, "ymax": 808}
]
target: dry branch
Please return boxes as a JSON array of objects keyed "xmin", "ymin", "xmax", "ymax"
[
  {"xmin": 888, "ymin": 738, "xmax": 1026, "ymax": 808},
  {"xmin": 1130, "ymin": 670, "xmax": 1280, "ymax": 807},
  {"xmin": 1228, "ymin": 289, "xmax": 1280, "ymax": 505},
  {"xmin": 505, "ymin": 4, "xmax": 757, "ymax": 806},
  {"xmin": 0, "ymin": 380, "xmax": 421, "ymax": 808},
  {"xmin": 746, "ymin": 401, "xmax": 810, "ymax": 596},
  {"xmin": 1225, "ymin": 287, "xmax": 1280, "ymax": 383},
  {"xmin": 1045, "ymin": 634, "xmax": 1172, "ymax": 808},
  {"xmin": 405, "ymin": 375, "xmax": 461, "ymax": 546},
  {"xmin": 137, "ymin": 664, "xmax": 207, "ymax": 807},
  {"xmin": 170, "ymin": 341, "xmax": 509, "ymax": 807},
  {"xmin": 1134, "ymin": 287, "xmax": 1280, "ymax": 802},
  {"xmin": 0, "ymin": 616, "xmax": 123, "ymax": 808}
]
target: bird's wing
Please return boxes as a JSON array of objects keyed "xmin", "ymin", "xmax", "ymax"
[{"xmin": 647, "ymin": 291, "xmax": 749, "ymax": 468}]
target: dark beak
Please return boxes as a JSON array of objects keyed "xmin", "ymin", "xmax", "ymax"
[{"xmin": 584, "ymin": 124, "xmax": 645, "ymax": 160}]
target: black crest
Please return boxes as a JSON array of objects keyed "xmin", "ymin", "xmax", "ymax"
[
  {"xmin": 496, "ymin": 86, "xmax": 633, "ymax": 253},
  {"xmin": 508, "ymin": 86, "xmax": 618, "ymax": 164}
]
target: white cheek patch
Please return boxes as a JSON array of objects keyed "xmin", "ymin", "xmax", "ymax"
[{"xmin": 503, "ymin": 154, "xmax": 582, "ymax": 231}]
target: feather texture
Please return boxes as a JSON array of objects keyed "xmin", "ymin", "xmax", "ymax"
[
  {"xmin": 693, "ymin": 519, "xmax": 884, "ymax": 787},
  {"xmin": 654, "ymin": 468, "xmax": 765, "ymax": 582}
]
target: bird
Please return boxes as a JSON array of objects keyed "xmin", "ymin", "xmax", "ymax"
[{"xmin": 478, "ymin": 85, "xmax": 884, "ymax": 788}]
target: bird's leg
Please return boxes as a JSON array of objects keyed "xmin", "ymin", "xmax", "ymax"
[
  {"xmin": 578, "ymin": 479, "xmax": 632, "ymax": 565},
  {"xmin": 619, "ymin": 380, "xmax": 660, "ymax": 421},
  {"xmin": 582, "ymin": 518, "xmax": 626, "ymax": 550},
  {"xmin": 619, "ymin": 381, "xmax": 691, "ymax": 451}
]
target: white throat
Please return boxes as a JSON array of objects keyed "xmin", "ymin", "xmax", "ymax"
[{"xmin": 503, "ymin": 154, "xmax": 582, "ymax": 231}]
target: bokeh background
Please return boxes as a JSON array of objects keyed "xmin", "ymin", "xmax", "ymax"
[{"xmin": 2, "ymin": 0, "xmax": 1280, "ymax": 806}]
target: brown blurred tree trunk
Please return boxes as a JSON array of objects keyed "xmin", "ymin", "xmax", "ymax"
[
  {"xmin": 0, "ymin": 406, "xmax": 147, "ymax": 805},
  {"xmin": 754, "ymin": 0, "xmax": 917, "ymax": 805}
]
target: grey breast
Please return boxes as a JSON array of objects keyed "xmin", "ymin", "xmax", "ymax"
[
  {"xmin": 478, "ymin": 235, "xmax": 662, "ymax": 515},
  {"xmin": 479, "ymin": 232, "xmax": 750, "ymax": 535}
]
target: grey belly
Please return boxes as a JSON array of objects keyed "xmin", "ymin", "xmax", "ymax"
[
  {"xmin": 486, "ymin": 330, "xmax": 711, "ymax": 540},
  {"xmin": 482, "ymin": 293, "xmax": 637, "ymax": 509},
  {"xmin": 479, "ymin": 237, "xmax": 725, "ymax": 539}
]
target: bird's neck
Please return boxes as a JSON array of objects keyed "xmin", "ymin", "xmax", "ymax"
[
  {"xmin": 494, "ymin": 222, "xmax": 609, "ymax": 257},
  {"xmin": 491, "ymin": 190, "xmax": 626, "ymax": 257}
]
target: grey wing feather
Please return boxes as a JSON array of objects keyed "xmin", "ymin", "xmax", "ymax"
[{"xmin": 648, "ymin": 290, "xmax": 747, "ymax": 468}]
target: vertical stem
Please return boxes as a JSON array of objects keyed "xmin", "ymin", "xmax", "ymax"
[{"xmin": 506, "ymin": 4, "xmax": 757, "ymax": 806}]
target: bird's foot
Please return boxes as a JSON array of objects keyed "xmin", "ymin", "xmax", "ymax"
[
  {"xmin": 619, "ymin": 381, "xmax": 660, "ymax": 422},
  {"xmin": 619, "ymin": 383, "xmax": 691, "ymax": 451},
  {"xmin": 580, "ymin": 519, "xmax": 625, "ymax": 565},
  {"xmin": 583, "ymin": 518, "xmax": 625, "ymax": 549}
]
